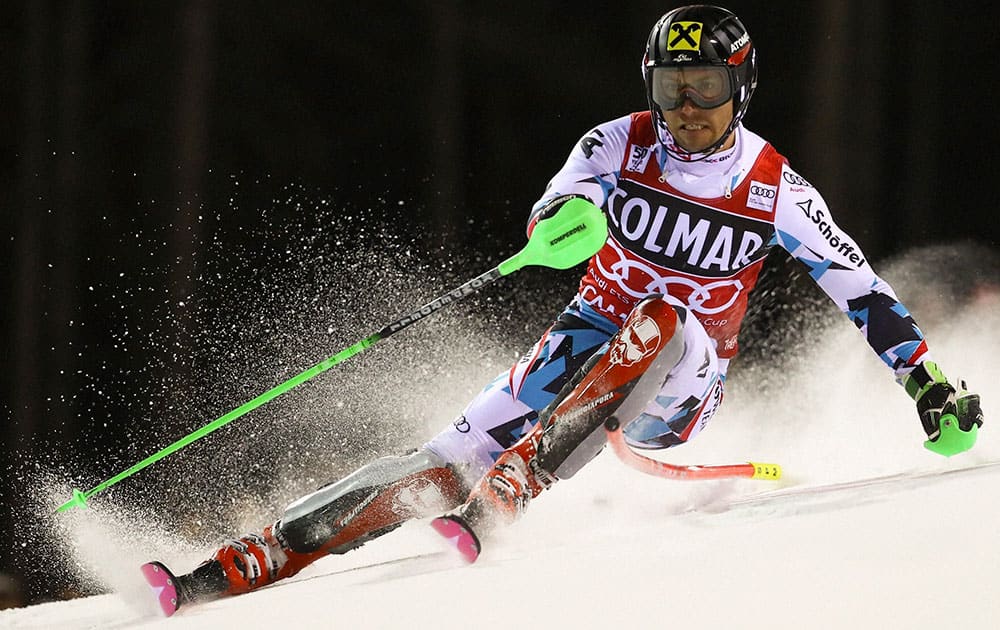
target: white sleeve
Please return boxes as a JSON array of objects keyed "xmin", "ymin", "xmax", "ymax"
[
  {"xmin": 772, "ymin": 164, "xmax": 893, "ymax": 309},
  {"xmin": 772, "ymin": 164, "xmax": 931, "ymax": 377},
  {"xmin": 528, "ymin": 115, "xmax": 632, "ymax": 228}
]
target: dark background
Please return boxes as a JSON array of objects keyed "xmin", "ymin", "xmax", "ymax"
[{"xmin": 2, "ymin": 1, "xmax": 998, "ymax": 605}]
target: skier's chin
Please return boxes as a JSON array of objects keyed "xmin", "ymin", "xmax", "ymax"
[{"xmin": 674, "ymin": 133, "xmax": 720, "ymax": 155}]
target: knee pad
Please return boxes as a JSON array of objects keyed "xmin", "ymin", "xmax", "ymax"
[
  {"xmin": 535, "ymin": 295, "xmax": 685, "ymax": 478},
  {"xmin": 278, "ymin": 449, "xmax": 467, "ymax": 553},
  {"xmin": 620, "ymin": 298, "xmax": 722, "ymax": 450}
]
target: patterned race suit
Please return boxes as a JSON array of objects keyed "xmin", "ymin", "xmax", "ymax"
[
  {"xmin": 176, "ymin": 112, "xmax": 936, "ymax": 604},
  {"xmin": 425, "ymin": 111, "xmax": 930, "ymax": 473}
]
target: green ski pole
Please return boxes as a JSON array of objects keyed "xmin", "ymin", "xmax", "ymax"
[{"xmin": 56, "ymin": 198, "xmax": 608, "ymax": 512}]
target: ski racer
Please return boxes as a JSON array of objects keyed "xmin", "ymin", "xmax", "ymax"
[{"xmin": 145, "ymin": 4, "xmax": 984, "ymax": 610}]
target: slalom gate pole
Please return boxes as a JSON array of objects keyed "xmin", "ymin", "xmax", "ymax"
[
  {"xmin": 603, "ymin": 418, "xmax": 782, "ymax": 481},
  {"xmin": 56, "ymin": 198, "xmax": 609, "ymax": 512}
]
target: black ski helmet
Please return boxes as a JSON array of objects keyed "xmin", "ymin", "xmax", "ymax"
[{"xmin": 642, "ymin": 5, "xmax": 757, "ymax": 159}]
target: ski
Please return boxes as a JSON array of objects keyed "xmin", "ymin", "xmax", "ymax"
[
  {"xmin": 141, "ymin": 561, "xmax": 183, "ymax": 617},
  {"xmin": 141, "ymin": 550, "xmax": 453, "ymax": 616},
  {"xmin": 698, "ymin": 460, "xmax": 1000, "ymax": 513},
  {"xmin": 430, "ymin": 515, "xmax": 482, "ymax": 564}
]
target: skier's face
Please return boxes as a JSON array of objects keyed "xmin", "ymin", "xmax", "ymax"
[{"xmin": 662, "ymin": 94, "xmax": 735, "ymax": 154}]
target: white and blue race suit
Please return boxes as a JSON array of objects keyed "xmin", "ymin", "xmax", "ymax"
[{"xmin": 425, "ymin": 111, "xmax": 931, "ymax": 478}]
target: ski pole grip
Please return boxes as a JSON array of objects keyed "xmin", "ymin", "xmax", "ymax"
[{"xmin": 499, "ymin": 198, "xmax": 607, "ymax": 276}]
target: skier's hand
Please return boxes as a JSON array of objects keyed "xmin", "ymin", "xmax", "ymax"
[{"xmin": 903, "ymin": 362, "xmax": 983, "ymax": 456}]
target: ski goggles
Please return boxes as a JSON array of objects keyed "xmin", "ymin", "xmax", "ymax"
[{"xmin": 649, "ymin": 66, "xmax": 733, "ymax": 110}]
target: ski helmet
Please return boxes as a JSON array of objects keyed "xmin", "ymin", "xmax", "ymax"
[{"xmin": 642, "ymin": 5, "xmax": 757, "ymax": 159}]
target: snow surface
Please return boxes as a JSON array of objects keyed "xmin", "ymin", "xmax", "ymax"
[
  {"xmin": 3, "ymin": 252, "xmax": 999, "ymax": 630},
  {"xmin": 4, "ymin": 457, "xmax": 1000, "ymax": 629}
]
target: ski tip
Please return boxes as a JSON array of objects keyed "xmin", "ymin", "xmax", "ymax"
[
  {"xmin": 431, "ymin": 515, "xmax": 482, "ymax": 564},
  {"xmin": 141, "ymin": 561, "xmax": 182, "ymax": 617}
]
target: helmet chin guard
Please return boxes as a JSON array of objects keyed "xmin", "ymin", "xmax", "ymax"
[{"xmin": 642, "ymin": 5, "xmax": 757, "ymax": 161}]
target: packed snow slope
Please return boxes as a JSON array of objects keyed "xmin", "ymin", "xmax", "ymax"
[
  {"xmin": 4, "ymin": 245, "xmax": 999, "ymax": 630},
  {"xmin": 4, "ymin": 457, "xmax": 1000, "ymax": 629}
]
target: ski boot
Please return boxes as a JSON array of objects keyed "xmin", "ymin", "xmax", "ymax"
[
  {"xmin": 142, "ymin": 525, "xmax": 290, "ymax": 616},
  {"xmin": 433, "ymin": 295, "xmax": 684, "ymax": 563},
  {"xmin": 432, "ymin": 424, "xmax": 553, "ymax": 563}
]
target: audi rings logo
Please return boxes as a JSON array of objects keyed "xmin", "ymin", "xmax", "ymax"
[
  {"xmin": 746, "ymin": 180, "xmax": 778, "ymax": 213},
  {"xmin": 782, "ymin": 172, "xmax": 813, "ymax": 188},
  {"xmin": 675, "ymin": 277, "xmax": 745, "ymax": 314},
  {"xmin": 595, "ymin": 240, "xmax": 746, "ymax": 315}
]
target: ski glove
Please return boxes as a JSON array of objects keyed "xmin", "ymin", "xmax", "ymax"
[{"xmin": 902, "ymin": 361, "xmax": 983, "ymax": 457}]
